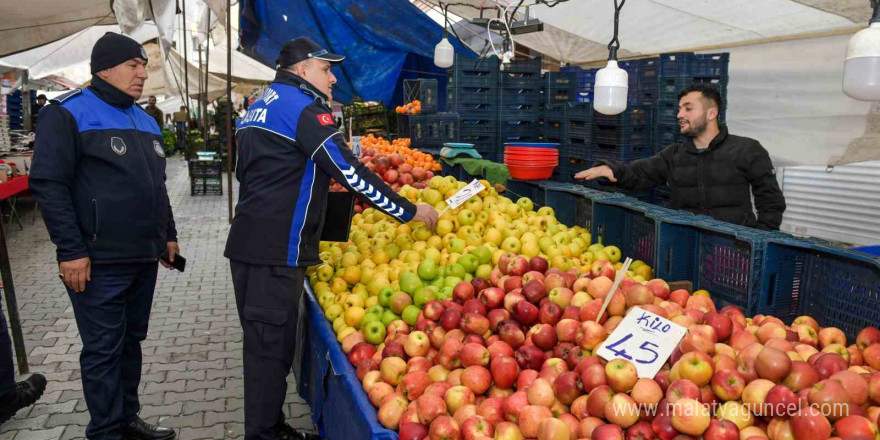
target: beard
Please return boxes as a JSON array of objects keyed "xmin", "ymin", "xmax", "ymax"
[{"xmin": 679, "ymin": 115, "xmax": 707, "ymax": 138}]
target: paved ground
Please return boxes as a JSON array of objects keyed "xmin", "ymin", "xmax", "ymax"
[{"xmin": 0, "ymin": 158, "xmax": 316, "ymax": 440}]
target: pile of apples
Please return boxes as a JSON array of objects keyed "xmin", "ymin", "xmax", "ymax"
[{"xmin": 336, "ymin": 251, "xmax": 880, "ymax": 440}]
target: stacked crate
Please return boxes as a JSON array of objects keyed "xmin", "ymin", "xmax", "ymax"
[
  {"xmin": 541, "ymin": 72, "xmax": 576, "ymax": 107},
  {"xmin": 559, "ymin": 66, "xmax": 597, "ymax": 103},
  {"xmin": 499, "ymin": 58, "xmax": 543, "ymax": 148},
  {"xmin": 542, "ymin": 102, "xmax": 593, "ymax": 182},
  {"xmin": 447, "ymin": 55, "xmax": 500, "ymax": 160},
  {"xmin": 653, "ymin": 52, "xmax": 730, "ymax": 153},
  {"xmin": 3, "ymin": 90, "xmax": 23, "ymax": 130},
  {"xmin": 620, "ymin": 57, "xmax": 660, "ymax": 106}
]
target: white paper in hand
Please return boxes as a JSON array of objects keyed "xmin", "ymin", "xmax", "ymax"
[
  {"xmin": 595, "ymin": 306, "xmax": 687, "ymax": 378},
  {"xmin": 444, "ymin": 179, "xmax": 486, "ymax": 210}
]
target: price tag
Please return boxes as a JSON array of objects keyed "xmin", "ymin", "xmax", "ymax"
[
  {"xmin": 441, "ymin": 179, "xmax": 486, "ymax": 212},
  {"xmin": 595, "ymin": 306, "xmax": 687, "ymax": 378}
]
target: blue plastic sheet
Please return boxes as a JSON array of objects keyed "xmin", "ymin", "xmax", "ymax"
[{"xmin": 239, "ymin": 0, "xmax": 475, "ymax": 105}]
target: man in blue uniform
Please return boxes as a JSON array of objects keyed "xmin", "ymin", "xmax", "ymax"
[
  {"xmin": 30, "ymin": 32, "xmax": 179, "ymax": 440},
  {"xmin": 225, "ymin": 37, "xmax": 438, "ymax": 440}
]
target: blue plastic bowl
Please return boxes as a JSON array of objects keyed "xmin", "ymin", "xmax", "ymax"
[{"xmin": 443, "ymin": 143, "xmax": 476, "ymax": 149}]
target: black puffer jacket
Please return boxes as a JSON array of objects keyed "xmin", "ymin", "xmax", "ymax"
[{"xmin": 597, "ymin": 126, "xmax": 786, "ymax": 230}]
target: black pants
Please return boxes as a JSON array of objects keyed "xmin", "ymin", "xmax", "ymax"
[
  {"xmin": 0, "ymin": 289, "xmax": 15, "ymax": 399},
  {"xmin": 230, "ymin": 261, "xmax": 305, "ymax": 440},
  {"xmin": 67, "ymin": 262, "xmax": 158, "ymax": 440}
]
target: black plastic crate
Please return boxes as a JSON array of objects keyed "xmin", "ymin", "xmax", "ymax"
[
  {"xmin": 499, "ymin": 120, "xmax": 540, "ymax": 136},
  {"xmin": 450, "ymin": 103, "xmax": 497, "ymax": 120},
  {"xmin": 460, "ymin": 119, "xmax": 497, "ymax": 137},
  {"xmin": 501, "ymin": 76, "xmax": 541, "ymax": 89},
  {"xmin": 593, "ymin": 105, "xmax": 652, "ymax": 127},
  {"xmin": 560, "ymin": 66, "xmax": 598, "ymax": 93},
  {"xmin": 424, "ymin": 113, "xmax": 459, "ymax": 144},
  {"xmin": 397, "ymin": 114, "xmax": 428, "ymax": 143},
  {"xmin": 593, "ymin": 124, "xmax": 654, "ymax": 145},
  {"xmin": 447, "ymin": 86, "xmax": 497, "ymax": 106},
  {"xmin": 543, "ymin": 72, "xmax": 575, "ymax": 89},
  {"xmin": 655, "ymin": 122, "xmax": 686, "ymax": 150},
  {"xmin": 565, "ymin": 136, "xmax": 591, "ymax": 160},
  {"xmin": 659, "ymin": 52, "xmax": 730, "ymax": 78},
  {"xmin": 657, "ymin": 76, "xmax": 728, "ymax": 102},
  {"xmin": 189, "ymin": 160, "xmax": 223, "ymax": 178},
  {"xmin": 404, "ymin": 79, "xmax": 438, "ymax": 113},
  {"xmin": 191, "ymin": 177, "xmax": 223, "ymax": 196},
  {"xmin": 590, "ymin": 141, "xmax": 654, "ymax": 163},
  {"xmin": 504, "ymin": 57, "xmax": 542, "ymax": 73},
  {"xmin": 448, "ymin": 55, "xmax": 500, "ymax": 88}
]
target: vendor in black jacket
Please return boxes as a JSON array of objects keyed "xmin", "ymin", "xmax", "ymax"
[
  {"xmin": 576, "ymin": 84, "xmax": 786, "ymax": 230},
  {"xmin": 225, "ymin": 37, "xmax": 437, "ymax": 440},
  {"xmin": 30, "ymin": 33, "xmax": 178, "ymax": 440}
]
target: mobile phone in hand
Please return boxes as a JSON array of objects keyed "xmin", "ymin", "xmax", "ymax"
[{"xmin": 160, "ymin": 254, "xmax": 186, "ymax": 272}]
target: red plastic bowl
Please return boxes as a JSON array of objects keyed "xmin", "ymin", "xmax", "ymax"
[
  {"xmin": 507, "ymin": 164, "xmax": 556, "ymax": 180},
  {"xmin": 504, "ymin": 147, "xmax": 559, "ymax": 156},
  {"xmin": 505, "ymin": 159, "xmax": 558, "ymax": 167}
]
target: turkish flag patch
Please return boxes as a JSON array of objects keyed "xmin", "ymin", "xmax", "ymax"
[{"xmin": 317, "ymin": 113, "xmax": 334, "ymax": 126}]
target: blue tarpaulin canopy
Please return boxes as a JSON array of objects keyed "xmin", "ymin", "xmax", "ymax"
[{"xmin": 239, "ymin": 0, "xmax": 476, "ymax": 106}]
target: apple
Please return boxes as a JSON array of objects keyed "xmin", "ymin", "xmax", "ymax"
[
  {"xmin": 378, "ymin": 395, "xmax": 409, "ymax": 429},
  {"xmin": 416, "ymin": 393, "xmax": 447, "ymax": 425},
  {"xmin": 587, "ymin": 385, "xmax": 614, "ymax": 419},
  {"xmin": 554, "ymin": 318, "xmax": 582, "ymax": 344},
  {"xmin": 581, "ymin": 363, "xmax": 607, "ymax": 393},
  {"xmin": 439, "ymin": 309, "xmax": 462, "ymax": 331},
  {"xmin": 512, "ymin": 300, "xmax": 539, "ymax": 325},
  {"xmin": 445, "ymin": 385, "xmax": 476, "ymax": 415},
  {"xmin": 790, "ymin": 405, "xmax": 831, "ymax": 440},
  {"xmin": 578, "ymin": 320, "xmax": 607, "ymax": 351},
  {"xmin": 813, "ymin": 353, "xmax": 848, "ymax": 379},
  {"xmin": 604, "ymin": 392, "xmax": 639, "ymax": 428},
  {"xmin": 625, "ymin": 285, "xmax": 655, "ymax": 308},
  {"xmin": 754, "ymin": 346, "xmax": 792, "ymax": 382},
  {"xmin": 461, "ymin": 313, "xmax": 489, "ymax": 335},
  {"xmin": 548, "ymin": 287, "xmax": 575, "ymax": 309},
  {"xmin": 476, "ymin": 397, "xmax": 505, "ymax": 427},
  {"xmin": 536, "ymin": 301, "xmax": 563, "ymax": 326},
  {"xmin": 631, "ymin": 378, "xmax": 663, "ymax": 407},
  {"xmin": 670, "ymin": 398, "xmax": 710, "ymax": 436},
  {"xmin": 453, "ymin": 282, "xmax": 476, "ymax": 303},
  {"xmin": 538, "ymin": 417, "xmax": 571, "ymax": 440},
  {"xmin": 460, "ymin": 342, "xmax": 490, "ymax": 368},
  {"xmin": 502, "ymin": 276, "xmax": 523, "ymax": 294},
  {"xmin": 869, "ymin": 372, "xmax": 880, "ymax": 405},
  {"xmin": 531, "ymin": 324, "xmax": 558, "ymax": 351},
  {"xmin": 605, "ymin": 359, "xmax": 638, "ymax": 393},
  {"xmin": 591, "ymin": 423, "xmax": 624, "ymax": 440},
  {"xmin": 502, "ymin": 391, "xmax": 528, "ymax": 423},
  {"xmin": 368, "ymin": 381, "xmax": 395, "ymax": 407},
  {"xmin": 808, "ymin": 379, "xmax": 852, "ymax": 421},
  {"xmin": 679, "ymin": 351, "xmax": 714, "ymax": 387},
  {"xmin": 864, "ymin": 343, "xmax": 880, "ymax": 370},
  {"xmin": 711, "ymin": 368, "xmax": 746, "ymax": 402},
  {"xmin": 522, "ymin": 280, "xmax": 548, "ymax": 304},
  {"xmin": 704, "ymin": 418, "xmax": 739, "ymax": 440},
  {"xmin": 461, "ymin": 415, "xmax": 493, "ymax": 440},
  {"xmin": 461, "ymin": 365, "xmax": 492, "ymax": 395},
  {"xmin": 829, "ymin": 370, "xmax": 869, "ymax": 406},
  {"xmin": 764, "ymin": 384, "xmax": 800, "ymax": 419},
  {"xmin": 438, "ymin": 338, "xmax": 463, "ymax": 370},
  {"xmin": 488, "ymin": 309, "xmax": 511, "ymax": 332},
  {"xmin": 507, "ymin": 257, "xmax": 530, "ymax": 277},
  {"xmin": 494, "ymin": 421, "xmax": 524, "ymax": 440},
  {"xmin": 817, "ymin": 327, "xmax": 846, "ymax": 348},
  {"xmin": 666, "ymin": 379, "xmax": 701, "ymax": 404},
  {"xmin": 703, "ymin": 312, "xmax": 733, "ymax": 342},
  {"xmin": 404, "ymin": 331, "xmax": 431, "ymax": 358},
  {"xmin": 519, "ymin": 405, "xmax": 553, "ymax": 438},
  {"xmin": 680, "ymin": 325, "xmax": 718, "ymax": 355},
  {"xmin": 780, "ymin": 360, "xmax": 819, "ymax": 393},
  {"xmin": 429, "ymin": 416, "xmax": 460, "ymax": 440},
  {"xmin": 399, "ymin": 422, "xmax": 429, "ymax": 440},
  {"xmin": 487, "ymin": 340, "xmax": 514, "ymax": 363},
  {"xmin": 515, "ymin": 345, "xmax": 546, "ymax": 371},
  {"xmin": 742, "ymin": 378, "xmax": 775, "ymax": 415},
  {"xmin": 463, "ymin": 299, "xmax": 487, "ymax": 317},
  {"xmin": 552, "ymin": 371, "xmax": 584, "ymax": 405}
]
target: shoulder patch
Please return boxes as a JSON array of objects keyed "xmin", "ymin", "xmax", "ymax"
[
  {"xmin": 51, "ymin": 89, "xmax": 83, "ymax": 104},
  {"xmin": 317, "ymin": 113, "xmax": 334, "ymax": 126}
]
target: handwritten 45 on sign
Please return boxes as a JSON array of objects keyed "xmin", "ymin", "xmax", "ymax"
[{"xmin": 595, "ymin": 307, "xmax": 688, "ymax": 378}]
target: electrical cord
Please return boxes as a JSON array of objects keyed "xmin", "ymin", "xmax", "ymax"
[{"xmin": 607, "ymin": 0, "xmax": 626, "ymax": 60}]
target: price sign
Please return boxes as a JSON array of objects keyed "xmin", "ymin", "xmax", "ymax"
[
  {"xmin": 438, "ymin": 179, "xmax": 486, "ymax": 215},
  {"xmin": 595, "ymin": 306, "xmax": 687, "ymax": 378},
  {"xmin": 350, "ymin": 135, "xmax": 362, "ymax": 158}
]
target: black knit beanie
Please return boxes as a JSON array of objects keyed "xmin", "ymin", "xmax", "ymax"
[{"xmin": 90, "ymin": 32, "xmax": 148, "ymax": 74}]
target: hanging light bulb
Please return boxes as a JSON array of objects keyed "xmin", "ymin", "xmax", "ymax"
[
  {"xmin": 434, "ymin": 37, "xmax": 454, "ymax": 68},
  {"xmin": 843, "ymin": 1, "xmax": 880, "ymax": 101},
  {"xmin": 594, "ymin": 0, "xmax": 628, "ymax": 115}
]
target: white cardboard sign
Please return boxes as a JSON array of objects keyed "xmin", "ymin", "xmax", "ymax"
[
  {"xmin": 444, "ymin": 179, "xmax": 486, "ymax": 210},
  {"xmin": 595, "ymin": 306, "xmax": 687, "ymax": 378}
]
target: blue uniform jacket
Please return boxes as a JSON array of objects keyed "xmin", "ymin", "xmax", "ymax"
[
  {"xmin": 225, "ymin": 70, "xmax": 417, "ymax": 267},
  {"xmin": 30, "ymin": 78, "xmax": 177, "ymax": 264}
]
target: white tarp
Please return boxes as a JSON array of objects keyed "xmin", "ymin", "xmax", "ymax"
[{"xmin": 0, "ymin": 0, "xmax": 116, "ymax": 56}]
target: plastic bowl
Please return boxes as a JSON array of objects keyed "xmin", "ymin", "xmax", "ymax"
[
  {"xmin": 507, "ymin": 164, "xmax": 556, "ymax": 180},
  {"xmin": 503, "ymin": 142, "xmax": 560, "ymax": 149},
  {"xmin": 504, "ymin": 157, "xmax": 559, "ymax": 165},
  {"xmin": 504, "ymin": 147, "xmax": 559, "ymax": 156}
]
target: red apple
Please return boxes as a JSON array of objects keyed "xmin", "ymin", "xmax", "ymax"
[
  {"xmin": 417, "ymin": 393, "xmax": 448, "ymax": 425},
  {"xmin": 808, "ymin": 379, "xmax": 852, "ymax": 421},
  {"xmin": 666, "ymin": 379, "xmax": 701, "ymax": 404},
  {"xmin": 512, "ymin": 300, "xmax": 539, "ymax": 325},
  {"xmin": 703, "ymin": 418, "xmax": 739, "ymax": 440},
  {"xmin": 755, "ymin": 346, "xmax": 793, "ymax": 382},
  {"xmin": 864, "ymin": 343, "xmax": 880, "ymax": 370},
  {"xmin": 790, "ymin": 405, "xmax": 831, "ymax": 440},
  {"xmin": 515, "ymin": 345, "xmax": 546, "ymax": 371},
  {"xmin": 679, "ymin": 351, "xmax": 715, "ymax": 387},
  {"xmin": 765, "ymin": 384, "xmax": 800, "ymax": 419},
  {"xmin": 428, "ymin": 416, "xmax": 460, "ymax": 440},
  {"xmin": 711, "ymin": 369, "xmax": 746, "ymax": 402},
  {"xmin": 631, "ymin": 378, "xmax": 663, "ymax": 407},
  {"xmin": 518, "ymin": 405, "xmax": 553, "ymax": 437},
  {"xmin": 553, "ymin": 371, "xmax": 584, "ymax": 405},
  {"xmin": 471, "ymin": 277, "xmax": 490, "ymax": 295},
  {"xmin": 591, "ymin": 423, "xmax": 624, "ymax": 440},
  {"xmin": 378, "ymin": 395, "xmax": 409, "ymax": 429},
  {"xmin": 587, "ymin": 385, "xmax": 614, "ymax": 419},
  {"xmin": 439, "ymin": 309, "xmax": 462, "ymax": 331},
  {"xmin": 606, "ymin": 359, "xmax": 638, "ymax": 393},
  {"xmin": 476, "ymin": 397, "xmax": 504, "ymax": 427},
  {"xmin": 646, "ymin": 279, "xmax": 671, "ymax": 300},
  {"xmin": 529, "ymin": 256, "xmax": 549, "ymax": 273},
  {"xmin": 605, "ymin": 392, "xmax": 640, "ymax": 428},
  {"xmin": 399, "ymin": 422, "xmax": 429, "ymax": 440},
  {"xmin": 817, "ymin": 327, "xmax": 846, "ymax": 349},
  {"xmin": 522, "ymin": 280, "xmax": 548, "ymax": 304},
  {"xmin": 490, "ymin": 356, "xmax": 520, "ymax": 390},
  {"xmin": 531, "ymin": 323, "xmax": 558, "ymax": 351},
  {"xmin": 507, "ymin": 257, "xmax": 530, "ymax": 277},
  {"xmin": 669, "ymin": 398, "xmax": 710, "ymax": 436},
  {"xmin": 460, "ymin": 342, "xmax": 490, "ymax": 368},
  {"xmin": 829, "ymin": 370, "xmax": 869, "ymax": 406},
  {"xmin": 814, "ymin": 353, "xmax": 848, "ymax": 379}
]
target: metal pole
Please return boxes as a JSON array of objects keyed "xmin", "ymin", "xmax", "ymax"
[
  {"xmin": 197, "ymin": 46, "xmax": 203, "ymax": 139},
  {"xmin": 226, "ymin": 0, "xmax": 234, "ymax": 224},
  {"xmin": 22, "ymin": 71, "xmax": 31, "ymax": 132},
  {"xmin": 203, "ymin": 9, "xmax": 210, "ymax": 145},
  {"xmin": 182, "ymin": 0, "xmax": 190, "ymax": 113},
  {"xmin": 0, "ymin": 219, "xmax": 28, "ymax": 374}
]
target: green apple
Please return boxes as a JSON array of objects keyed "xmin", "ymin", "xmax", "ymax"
[
  {"xmin": 604, "ymin": 245, "xmax": 622, "ymax": 263},
  {"xmin": 381, "ymin": 310, "xmax": 399, "ymax": 327},
  {"xmin": 366, "ymin": 305, "xmax": 384, "ymax": 316},
  {"xmin": 443, "ymin": 276, "xmax": 463, "ymax": 289},
  {"xmin": 464, "ymin": 273, "xmax": 473, "ymax": 282},
  {"xmin": 471, "ymin": 246, "xmax": 492, "ymax": 265},
  {"xmin": 446, "ymin": 263, "xmax": 466, "ymax": 280},
  {"xmin": 430, "ymin": 276, "xmax": 445, "ymax": 289},
  {"xmin": 325, "ymin": 304, "xmax": 343, "ymax": 322},
  {"xmin": 457, "ymin": 209, "xmax": 476, "ymax": 226},
  {"xmin": 362, "ymin": 320, "xmax": 386, "ymax": 345},
  {"xmin": 402, "ymin": 305, "xmax": 421, "ymax": 326},
  {"xmin": 587, "ymin": 243, "xmax": 605, "ymax": 254},
  {"xmin": 399, "ymin": 272, "xmax": 423, "ymax": 294},
  {"xmin": 537, "ymin": 206, "xmax": 555, "ymax": 217},
  {"xmin": 593, "ymin": 250, "xmax": 609, "ymax": 262},
  {"xmin": 413, "ymin": 287, "xmax": 437, "ymax": 307},
  {"xmin": 417, "ymin": 259, "xmax": 439, "ymax": 281},
  {"xmin": 447, "ymin": 238, "xmax": 466, "ymax": 254},
  {"xmin": 516, "ymin": 197, "xmax": 534, "ymax": 212},
  {"xmin": 475, "ymin": 264, "xmax": 492, "ymax": 279},
  {"xmin": 539, "ymin": 237, "xmax": 555, "ymax": 253},
  {"xmin": 361, "ymin": 312, "xmax": 382, "ymax": 328},
  {"xmin": 457, "ymin": 254, "xmax": 479, "ymax": 274},
  {"xmin": 378, "ymin": 287, "xmax": 395, "ymax": 307},
  {"xmin": 437, "ymin": 287, "xmax": 453, "ymax": 301}
]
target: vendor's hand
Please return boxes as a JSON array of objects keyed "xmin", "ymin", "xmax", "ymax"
[
  {"xmin": 160, "ymin": 242, "xmax": 180, "ymax": 269},
  {"xmin": 411, "ymin": 204, "xmax": 438, "ymax": 231},
  {"xmin": 59, "ymin": 257, "xmax": 91, "ymax": 293},
  {"xmin": 574, "ymin": 165, "xmax": 617, "ymax": 182}
]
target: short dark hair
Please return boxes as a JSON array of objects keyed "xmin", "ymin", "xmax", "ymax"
[
  {"xmin": 37, "ymin": 94, "xmax": 47, "ymax": 100},
  {"xmin": 149, "ymin": 95, "xmax": 156, "ymax": 99},
  {"xmin": 677, "ymin": 84, "xmax": 723, "ymax": 110}
]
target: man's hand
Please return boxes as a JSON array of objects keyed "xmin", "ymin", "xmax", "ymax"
[
  {"xmin": 160, "ymin": 242, "xmax": 180, "ymax": 269},
  {"xmin": 411, "ymin": 204, "xmax": 438, "ymax": 231},
  {"xmin": 59, "ymin": 257, "xmax": 91, "ymax": 293},
  {"xmin": 574, "ymin": 165, "xmax": 617, "ymax": 182}
]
